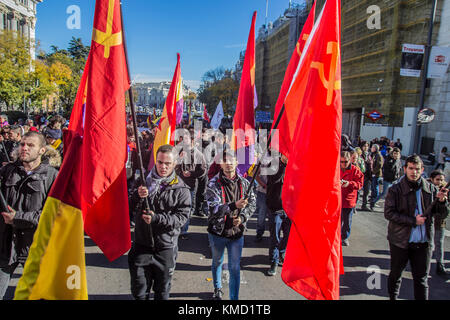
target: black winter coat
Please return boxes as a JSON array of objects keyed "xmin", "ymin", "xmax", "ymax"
[
  {"xmin": 134, "ymin": 176, "xmax": 191, "ymax": 250},
  {"xmin": 382, "ymin": 156, "xmax": 402, "ymax": 183},
  {"xmin": 266, "ymin": 160, "xmax": 286, "ymax": 212},
  {"xmin": 384, "ymin": 176, "xmax": 449, "ymax": 249},
  {"xmin": 0, "ymin": 161, "xmax": 58, "ymax": 265}
]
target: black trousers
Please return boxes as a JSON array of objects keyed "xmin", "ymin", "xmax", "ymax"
[
  {"xmin": 388, "ymin": 242, "xmax": 431, "ymax": 300},
  {"xmin": 128, "ymin": 244, "xmax": 176, "ymax": 300}
]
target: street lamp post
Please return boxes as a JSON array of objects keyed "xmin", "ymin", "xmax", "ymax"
[{"xmin": 413, "ymin": 0, "xmax": 438, "ymax": 155}]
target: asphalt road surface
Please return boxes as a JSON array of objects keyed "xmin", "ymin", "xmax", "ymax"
[{"xmin": 4, "ymin": 199, "xmax": 449, "ymax": 300}]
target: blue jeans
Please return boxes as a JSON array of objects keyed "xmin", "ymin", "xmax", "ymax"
[
  {"xmin": 370, "ymin": 177, "xmax": 382, "ymax": 206},
  {"xmin": 181, "ymin": 190, "xmax": 195, "ymax": 235},
  {"xmin": 254, "ymin": 191, "xmax": 268, "ymax": 237},
  {"xmin": 268, "ymin": 210, "xmax": 291, "ymax": 264},
  {"xmin": 0, "ymin": 263, "xmax": 19, "ymax": 300},
  {"xmin": 341, "ymin": 208, "xmax": 355, "ymax": 241},
  {"xmin": 208, "ymin": 233, "xmax": 244, "ymax": 300},
  {"xmin": 431, "ymin": 226, "xmax": 446, "ymax": 264},
  {"xmin": 374, "ymin": 180, "xmax": 393, "ymax": 205}
]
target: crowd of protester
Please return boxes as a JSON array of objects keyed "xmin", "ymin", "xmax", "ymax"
[{"xmin": 0, "ymin": 112, "xmax": 447, "ymax": 301}]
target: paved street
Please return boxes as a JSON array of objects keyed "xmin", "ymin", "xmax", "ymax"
[{"xmin": 4, "ymin": 200, "xmax": 450, "ymax": 300}]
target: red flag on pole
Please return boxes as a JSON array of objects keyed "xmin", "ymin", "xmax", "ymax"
[
  {"xmin": 78, "ymin": 0, "xmax": 131, "ymax": 261},
  {"xmin": 203, "ymin": 105, "xmax": 210, "ymax": 123},
  {"xmin": 270, "ymin": 1, "xmax": 316, "ymax": 157},
  {"xmin": 281, "ymin": 0, "xmax": 343, "ymax": 300}
]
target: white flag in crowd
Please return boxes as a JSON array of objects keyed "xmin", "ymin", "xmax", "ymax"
[{"xmin": 211, "ymin": 100, "xmax": 224, "ymax": 130}]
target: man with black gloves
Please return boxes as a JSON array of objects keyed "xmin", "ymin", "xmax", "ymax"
[
  {"xmin": 265, "ymin": 153, "xmax": 291, "ymax": 276},
  {"xmin": 385, "ymin": 155, "xmax": 449, "ymax": 300},
  {"xmin": 129, "ymin": 144, "xmax": 191, "ymax": 300},
  {"xmin": 0, "ymin": 131, "xmax": 58, "ymax": 299}
]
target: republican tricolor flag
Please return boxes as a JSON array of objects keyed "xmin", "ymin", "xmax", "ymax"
[
  {"xmin": 151, "ymin": 53, "xmax": 183, "ymax": 167},
  {"xmin": 14, "ymin": 0, "xmax": 131, "ymax": 299},
  {"xmin": 281, "ymin": 0, "xmax": 343, "ymax": 300}
]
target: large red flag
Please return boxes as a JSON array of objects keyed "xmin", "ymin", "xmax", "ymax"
[
  {"xmin": 281, "ymin": 0, "xmax": 343, "ymax": 300},
  {"xmin": 232, "ymin": 11, "xmax": 257, "ymax": 173},
  {"xmin": 270, "ymin": 1, "xmax": 316, "ymax": 157},
  {"xmin": 78, "ymin": 0, "xmax": 131, "ymax": 261}
]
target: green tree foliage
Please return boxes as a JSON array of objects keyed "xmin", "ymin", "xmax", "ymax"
[
  {"xmin": 40, "ymin": 37, "xmax": 90, "ymax": 112},
  {"xmin": 0, "ymin": 30, "xmax": 33, "ymax": 111},
  {"xmin": 197, "ymin": 67, "xmax": 239, "ymax": 115},
  {"xmin": 0, "ymin": 32, "xmax": 89, "ymax": 114}
]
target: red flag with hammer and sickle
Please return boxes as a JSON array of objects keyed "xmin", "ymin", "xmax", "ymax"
[
  {"xmin": 281, "ymin": 0, "xmax": 343, "ymax": 300},
  {"xmin": 78, "ymin": 0, "xmax": 131, "ymax": 261}
]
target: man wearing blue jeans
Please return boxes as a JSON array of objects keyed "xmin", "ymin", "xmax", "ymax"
[{"xmin": 205, "ymin": 151, "xmax": 256, "ymax": 300}]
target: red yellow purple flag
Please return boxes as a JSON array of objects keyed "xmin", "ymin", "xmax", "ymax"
[
  {"xmin": 281, "ymin": 0, "xmax": 343, "ymax": 300},
  {"xmin": 151, "ymin": 53, "xmax": 182, "ymax": 167}
]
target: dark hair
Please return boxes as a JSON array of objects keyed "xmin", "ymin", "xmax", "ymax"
[
  {"xmin": 392, "ymin": 147, "xmax": 401, "ymax": 153},
  {"xmin": 9, "ymin": 125, "xmax": 23, "ymax": 136},
  {"xmin": 359, "ymin": 141, "xmax": 369, "ymax": 148},
  {"xmin": 23, "ymin": 131, "xmax": 46, "ymax": 148},
  {"xmin": 156, "ymin": 144, "xmax": 175, "ymax": 157},
  {"xmin": 430, "ymin": 170, "xmax": 445, "ymax": 180},
  {"xmin": 404, "ymin": 154, "xmax": 423, "ymax": 169},
  {"xmin": 442, "ymin": 147, "xmax": 448, "ymax": 153}
]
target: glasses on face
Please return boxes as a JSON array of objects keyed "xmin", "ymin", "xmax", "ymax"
[{"xmin": 340, "ymin": 160, "xmax": 349, "ymax": 164}]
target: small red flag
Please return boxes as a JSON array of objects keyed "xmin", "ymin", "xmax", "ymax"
[
  {"xmin": 281, "ymin": 0, "xmax": 343, "ymax": 300},
  {"xmin": 203, "ymin": 105, "xmax": 210, "ymax": 123}
]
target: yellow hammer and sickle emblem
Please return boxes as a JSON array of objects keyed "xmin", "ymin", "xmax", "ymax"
[
  {"xmin": 92, "ymin": 0, "xmax": 122, "ymax": 59},
  {"xmin": 311, "ymin": 42, "xmax": 341, "ymax": 106}
]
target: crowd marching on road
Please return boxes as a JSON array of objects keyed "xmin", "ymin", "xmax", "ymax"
[{"xmin": 0, "ymin": 113, "xmax": 448, "ymax": 301}]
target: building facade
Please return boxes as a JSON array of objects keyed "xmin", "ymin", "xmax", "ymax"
[
  {"xmin": 250, "ymin": 0, "xmax": 443, "ymax": 156},
  {"xmin": 255, "ymin": 2, "xmax": 309, "ymax": 113},
  {"xmin": 0, "ymin": 0, "xmax": 42, "ymax": 57},
  {"xmin": 422, "ymin": 0, "xmax": 450, "ymax": 158},
  {"xmin": 136, "ymin": 81, "xmax": 191, "ymax": 109}
]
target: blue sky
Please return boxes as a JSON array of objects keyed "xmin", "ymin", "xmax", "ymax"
[{"xmin": 35, "ymin": 0, "xmax": 304, "ymax": 91}]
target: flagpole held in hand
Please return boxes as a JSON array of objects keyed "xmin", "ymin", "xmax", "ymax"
[
  {"xmin": 244, "ymin": 104, "xmax": 286, "ymax": 199},
  {"xmin": 120, "ymin": 1, "xmax": 154, "ymax": 247}
]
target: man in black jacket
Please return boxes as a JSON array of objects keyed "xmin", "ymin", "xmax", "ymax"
[
  {"xmin": 265, "ymin": 154, "xmax": 291, "ymax": 276},
  {"xmin": 175, "ymin": 131, "xmax": 207, "ymax": 239},
  {"xmin": 129, "ymin": 144, "xmax": 191, "ymax": 300},
  {"xmin": 373, "ymin": 147, "xmax": 402, "ymax": 207},
  {"xmin": 0, "ymin": 131, "xmax": 58, "ymax": 299},
  {"xmin": 384, "ymin": 155, "xmax": 449, "ymax": 300}
]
